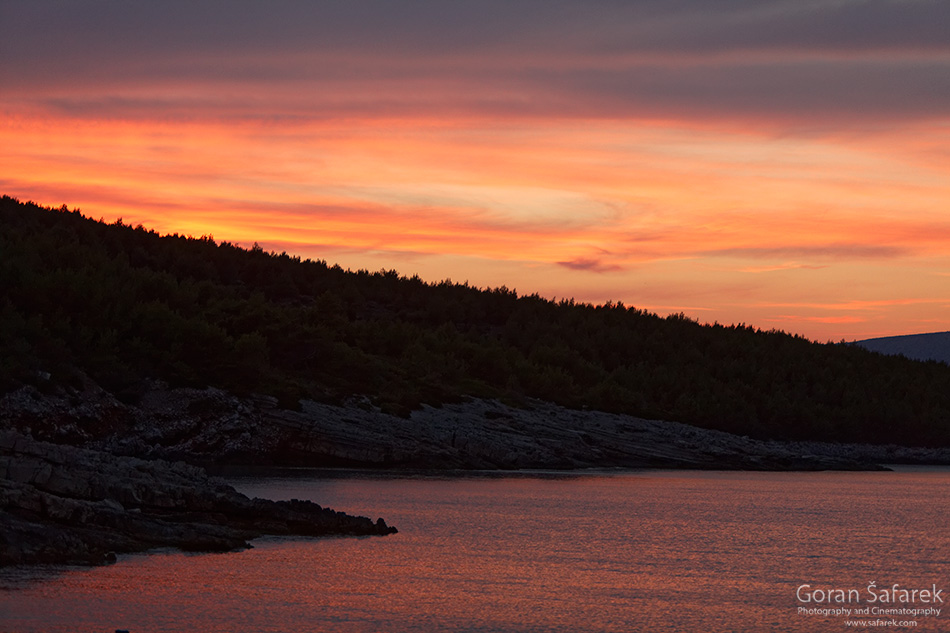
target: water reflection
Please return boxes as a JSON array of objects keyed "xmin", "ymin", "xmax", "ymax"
[{"xmin": 2, "ymin": 470, "xmax": 948, "ymax": 632}]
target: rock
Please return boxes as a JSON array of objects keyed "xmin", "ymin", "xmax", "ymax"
[
  {"xmin": 3, "ymin": 378, "xmax": 945, "ymax": 473},
  {"xmin": 0, "ymin": 431, "xmax": 396, "ymax": 567}
]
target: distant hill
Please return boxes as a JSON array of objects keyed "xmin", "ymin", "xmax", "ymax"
[
  {"xmin": 854, "ymin": 332, "xmax": 950, "ymax": 365},
  {"xmin": 2, "ymin": 195, "xmax": 950, "ymax": 447}
]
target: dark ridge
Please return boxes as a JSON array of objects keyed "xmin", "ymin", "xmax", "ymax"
[
  {"xmin": 853, "ymin": 332, "xmax": 950, "ymax": 365},
  {"xmin": 2, "ymin": 195, "xmax": 949, "ymax": 447}
]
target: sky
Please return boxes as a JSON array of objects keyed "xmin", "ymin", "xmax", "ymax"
[{"xmin": 2, "ymin": 0, "xmax": 949, "ymax": 342}]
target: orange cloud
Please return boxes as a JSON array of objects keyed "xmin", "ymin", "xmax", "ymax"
[
  {"xmin": 775, "ymin": 315, "xmax": 869, "ymax": 325},
  {"xmin": 3, "ymin": 65, "xmax": 950, "ymax": 342}
]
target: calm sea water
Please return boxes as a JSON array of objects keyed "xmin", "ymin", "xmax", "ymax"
[{"xmin": 1, "ymin": 469, "xmax": 948, "ymax": 633}]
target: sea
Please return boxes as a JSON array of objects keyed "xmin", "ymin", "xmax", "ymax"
[{"xmin": 1, "ymin": 468, "xmax": 948, "ymax": 632}]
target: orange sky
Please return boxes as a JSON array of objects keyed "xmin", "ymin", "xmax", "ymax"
[{"xmin": 2, "ymin": 1, "xmax": 949, "ymax": 341}]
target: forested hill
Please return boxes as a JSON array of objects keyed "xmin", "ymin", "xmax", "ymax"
[{"xmin": 2, "ymin": 196, "xmax": 949, "ymax": 447}]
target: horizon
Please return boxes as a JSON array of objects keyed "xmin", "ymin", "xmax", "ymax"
[{"xmin": 2, "ymin": 1, "xmax": 949, "ymax": 341}]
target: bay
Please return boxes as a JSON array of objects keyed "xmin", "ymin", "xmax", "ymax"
[{"xmin": 1, "ymin": 469, "xmax": 948, "ymax": 632}]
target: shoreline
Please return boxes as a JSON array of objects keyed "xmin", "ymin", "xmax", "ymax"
[
  {"xmin": 4, "ymin": 379, "xmax": 949, "ymax": 568},
  {"xmin": 0, "ymin": 431, "xmax": 396, "ymax": 568},
  {"xmin": 213, "ymin": 463, "xmax": 950, "ymax": 479},
  {"xmin": 7, "ymin": 380, "xmax": 948, "ymax": 473}
]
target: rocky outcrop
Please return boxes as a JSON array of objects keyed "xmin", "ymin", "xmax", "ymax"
[
  {"xmin": 5, "ymin": 380, "xmax": 947, "ymax": 471},
  {"xmin": 0, "ymin": 431, "xmax": 396, "ymax": 567},
  {"xmin": 4, "ymin": 377, "xmax": 948, "ymax": 566},
  {"xmin": 258, "ymin": 397, "xmax": 884, "ymax": 470}
]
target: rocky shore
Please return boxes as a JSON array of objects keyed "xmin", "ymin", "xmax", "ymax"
[
  {"xmin": 4, "ymin": 379, "xmax": 949, "ymax": 471},
  {"xmin": 0, "ymin": 431, "xmax": 395, "ymax": 567},
  {"xmin": 4, "ymin": 378, "xmax": 949, "ymax": 567}
]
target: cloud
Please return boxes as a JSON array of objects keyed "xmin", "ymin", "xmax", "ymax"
[
  {"xmin": 738, "ymin": 263, "xmax": 829, "ymax": 273},
  {"xmin": 774, "ymin": 314, "xmax": 868, "ymax": 324},
  {"xmin": 556, "ymin": 257, "xmax": 624, "ymax": 273},
  {"xmin": 761, "ymin": 298, "xmax": 946, "ymax": 311},
  {"xmin": 704, "ymin": 244, "xmax": 911, "ymax": 260},
  {"xmin": 3, "ymin": 1, "xmax": 948, "ymax": 126},
  {"xmin": 6, "ymin": 1, "xmax": 949, "ymax": 64},
  {"xmin": 4, "ymin": 1, "xmax": 950, "ymax": 342}
]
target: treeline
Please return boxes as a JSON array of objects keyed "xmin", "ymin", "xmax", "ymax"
[{"xmin": 2, "ymin": 196, "xmax": 949, "ymax": 446}]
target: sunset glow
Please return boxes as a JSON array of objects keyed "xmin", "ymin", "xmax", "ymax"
[{"xmin": 3, "ymin": 1, "xmax": 949, "ymax": 340}]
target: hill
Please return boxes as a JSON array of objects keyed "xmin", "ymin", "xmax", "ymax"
[
  {"xmin": 854, "ymin": 332, "xmax": 950, "ymax": 365},
  {"xmin": 2, "ymin": 195, "xmax": 950, "ymax": 447}
]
